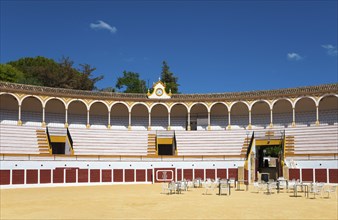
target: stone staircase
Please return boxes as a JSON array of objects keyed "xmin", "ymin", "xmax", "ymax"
[
  {"xmin": 36, "ymin": 129, "xmax": 50, "ymax": 155},
  {"xmin": 147, "ymin": 132, "xmax": 156, "ymax": 156},
  {"xmin": 240, "ymin": 137, "xmax": 251, "ymax": 158},
  {"xmin": 284, "ymin": 135, "xmax": 295, "ymax": 156}
]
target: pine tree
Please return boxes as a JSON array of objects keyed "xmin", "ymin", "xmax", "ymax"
[{"xmin": 160, "ymin": 61, "xmax": 179, "ymax": 94}]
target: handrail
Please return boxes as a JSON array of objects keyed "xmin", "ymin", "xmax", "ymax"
[
  {"xmin": 245, "ymin": 131, "xmax": 255, "ymax": 160},
  {"xmin": 281, "ymin": 130, "xmax": 285, "ymax": 165},
  {"xmin": 45, "ymin": 126, "xmax": 52, "ymax": 154},
  {"xmin": 66, "ymin": 127, "xmax": 74, "ymax": 151}
]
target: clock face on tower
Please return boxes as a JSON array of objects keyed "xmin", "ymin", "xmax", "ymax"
[{"xmin": 156, "ymin": 88, "xmax": 163, "ymax": 96}]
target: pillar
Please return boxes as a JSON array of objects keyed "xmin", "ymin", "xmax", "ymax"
[
  {"xmin": 292, "ymin": 107, "xmax": 296, "ymax": 127},
  {"xmin": 42, "ymin": 107, "xmax": 46, "ymax": 127},
  {"xmin": 17, "ymin": 104, "xmax": 22, "ymax": 126},
  {"xmin": 187, "ymin": 112, "xmax": 191, "ymax": 131},
  {"xmin": 315, "ymin": 105, "xmax": 319, "ymax": 126},
  {"xmin": 86, "ymin": 110, "xmax": 90, "ymax": 128},
  {"xmin": 64, "ymin": 108, "xmax": 68, "ymax": 128},
  {"xmin": 207, "ymin": 111, "xmax": 211, "ymax": 130},
  {"xmin": 168, "ymin": 112, "xmax": 171, "ymax": 130},
  {"xmin": 108, "ymin": 111, "xmax": 111, "ymax": 129},
  {"xmin": 248, "ymin": 110, "xmax": 252, "ymax": 129},
  {"xmin": 148, "ymin": 112, "xmax": 151, "ymax": 130},
  {"xmin": 227, "ymin": 111, "xmax": 231, "ymax": 129},
  {"xmin": 128, "ymin": 111, "xmax": 131, "ymax": 130},
  {"xmin": 269, "ymin": 108, "xmax": 273, "ymax": 128}
]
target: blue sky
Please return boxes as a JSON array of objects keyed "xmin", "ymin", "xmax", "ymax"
[{"xmin": 1, "ymin": 0, "xmax": 337, "ymax": 93}]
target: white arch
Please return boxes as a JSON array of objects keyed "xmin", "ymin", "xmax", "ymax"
[
  {"xmin": 209, "ymin": 102, "xmax": 230, "ymax": 112},
  {"xmin": 250, "ymin": 99, "xmax": 272, "ymax": 110},
  {"xmin": 150, "ymin": 103, "xmax": 170, "ymax": 113},
  {"xmin": 44, "ymin": 97, "xmax": 67, "ymax": 109},
  {"xmin": 20, "ymin": 95, "xmax": 44, "ymax": 107},
  {"xmin": 66, "ymin": 99, "xmax": 89, "ymax": 110},
  {"xmin": 110, "ymin": 101, "xmax": 130, "ymax": 112},
  {"xmin": 0, "ymin": 92, "xmax": 20, "ymax": 105},
  {"xmin": 189, "ymin": 102, "xmax": 209, "ymax": 113},
  {"xmin": 88, "ymin": 100, "xmax": 110, "ymax": 112},
  {"xmin": 229, "ymin": 101, "xmax": 250, "ymax": 112},
  {"xmin": 271, "ymin": 98, "xmax": 293, "ymax": 109},
  {"xmin": 318, "ymin": 93, "xmax": 338, "ymax": 103},
  {"xmin": 130, "ymin": 102, "xmax": 150, "ymax": 113},
  {"xmin": 169, "ymin": 102, "xmax": 189, "ymax": 113},
  {"xmin": 294, "ymin": 96, "xmax": 317, "ymax": 108}
]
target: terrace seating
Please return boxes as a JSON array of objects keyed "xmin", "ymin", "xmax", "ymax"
[
  {"xmin": 0, "ymin": 109, "xmax": 18, "ymax": 125},
  {"xmin": 68, "ymin": 114, "xmax": 87, "ymax": 128},
  {"xmin": 21, "ymin": 110, "xmax": 42, "ymax": 126},
  {"xmin": 46, "ymin": 112, "xmax": 65, "ymax": 127},
  {"xmin": 111, "ymin": 117, "xmax": 128, "ymax": 130},
  {"xmin": 69, "ymin": 128, "xmax": 148, "ymax": 155},
  {"xmin": 319, "ymin": 109, "xmax": 338, "ymax": 125},
  {"xmin": 210, "ymin": 116, "xmax": 227, "ymax": 130},
  {"xmin": 0, "ymin": 124, "xmax": 43, "ymax": 154},
  {"xmin": 285, "ymin": 125, "xmax": 338, "ymax": 155},
  {"xmin": 170, "ymin": 117, "xmax": 186, "ymax": 130},
  {"xmin": 175, "ymin": 130, "xmax": 247, "ymax": 156},
  {"xmin": 151, "ymin": 117, "xmax": 168, "ymax": 130}
]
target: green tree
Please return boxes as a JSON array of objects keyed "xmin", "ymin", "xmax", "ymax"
[
  {"xmin": 160, "ymin": 61, "xmax": 179, "ymax": 93},
  {"xmin": 78, "ymin": 63, "xmax": 104, "ymax": 90},
  {"xmin": 0, "ymin": 64, "xmax": 24, "ymax": 83},
  {"xmin": 6, "ymin": 56, "xmax": 103, "ymax": 90},
  {"xmin": 116, "ymin": 71, "xmax": 147, "ymax": 93}
]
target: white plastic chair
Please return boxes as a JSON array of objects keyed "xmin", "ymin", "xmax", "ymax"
[{"xmin": 322, "ymin": 184, "xmax": 337, "ymax": 199}]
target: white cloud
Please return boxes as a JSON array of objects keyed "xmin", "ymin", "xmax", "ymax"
[
  {"xmin": 321, "ymin": 44, "xmax": 337, "ymax": 56},
  {"xmin": 287, "ymin": 52, "xmax": 303, "ymax": 61},
  {"xmin": 90, "ymin": 20, "xmax": 117, "ymax": 33}
]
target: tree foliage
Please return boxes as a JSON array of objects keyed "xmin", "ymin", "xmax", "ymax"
[
  {"xmin": 0, "ymin": 64, "xmax": 24, "ymax": 83},
  {"xmin": 160, "ymin": 61, "xmax": 179, "ymax": 93},
  {"xmin": 116, "ymin": 71, "xmax": 147, "ymax": 93},
  {"xmin": 4, "ymin": 56, "xmax": 103, "ymax": 90}
]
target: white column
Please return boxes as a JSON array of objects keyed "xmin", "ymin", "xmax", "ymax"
[
  {"xmin": 248, "ymin": 110, "xmax": 252, "ymax": 129},
  {"xmin": 65, "ymin": 108, "xmax": 68, "ymax": 128},
  {"xmin": 10, "ymin": 170, "xmax": 12, "ymax": 185},
  {"xmin": 18, "ymin": 104, "xmax": 22, "ymax": 125},
  {"xmin": 227, "ymin": 111, "xmax": 231, "ymax": 129},
  {"xmin": 207, "ymin": 111, "xmax": 211, "ymax": 130},
  {"xmin": 51, "ymin": 169, "xmax": 54, "ymax": 184},
  {"xmin": 86, "ymin": 110, "xmax": 90, "ymax": 128},
  {"xmin": 134, "ymin": 170, "xmax": 136, "ymax": 183},
  {"xmin": 292, "ymin": 108, "xmax": 296, "ymax": 127},
  {"xmin": 128, "ymin": 111, "xmax": 131, "ymax": 130},
  {"xmin": 187, "ymin": 112, "xmax": 191, "ymax": 130},
  {"xmin": 168, "ymin": 112, "xmax": 171, "ymax": 130},
  {"xmin": 63, "ymin": 169, "xmax": 66, "ymax": 184},
  {"xmin": 270, "ymin": 109, "xmax": 273, "ymax": 128},
  {"xmin": 108, "ymin": 111, "xmax": 111, "ymax": 128},
  {"xmin": 24, "ymin": 169, "xmax": 27, "ymax": 184},
  {"xmin": 38, "ymin": 169, "xmax": 40, "ymax": 184},
  {"xmin": 315, "ymin": 105, "xmax": 319, "ymax": 125},
  {"xmin": 148, "ymin": 112, "xmax": 151, "ymax": 130},
  {"xmin": 42, "ymin": 107, "xmax": 46, "ymax": 127}
]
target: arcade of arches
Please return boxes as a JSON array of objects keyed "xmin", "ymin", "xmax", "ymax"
[{"xmin": 0, "ymin": 93, "xmax": 337, "ymax": 130}]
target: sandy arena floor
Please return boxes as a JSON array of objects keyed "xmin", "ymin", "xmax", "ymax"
[{"xmin": 0, "ymin": 183, "xmax": 337, "ymax": 220}]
